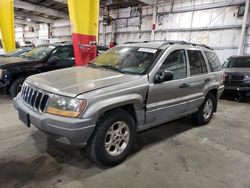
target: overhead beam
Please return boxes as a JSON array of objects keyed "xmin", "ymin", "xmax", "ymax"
[
  {"xmin": 15, "ymin": 12, "xmax": 53, "ymax": 24},
  {"xmin": 15, "ymin": 18, "xmax": 37, "ymax": 26},
  {"xmin": 14, "ymin": 0, "xmax": 68, "ymax": 19},
  {"xmin": 138, "ymin": 0, "xmax": 155, "ymax": 5},
  {"xmin": 53, "ymin": 0, "xmax": 67, "ymax": 4}
]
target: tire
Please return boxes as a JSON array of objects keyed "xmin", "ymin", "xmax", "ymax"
[
  {"xmin": 9, "ymin": 77, "xmax": 26, "ymax": 98},
  {"xmin": 236, "ymin": 91, "xmax": 246, "ymax": 102},
  {"xmin": 87, "ymin": 109, "xmax": 136, "ymax": 166},
  {"xmin": 191, "ymin": 92, "xmax": 216, "ymax": 126}
]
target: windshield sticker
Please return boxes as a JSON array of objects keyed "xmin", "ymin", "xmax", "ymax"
[{"xmin": 138, "ymin": 48, "xmax": 157, "ymax": 53}]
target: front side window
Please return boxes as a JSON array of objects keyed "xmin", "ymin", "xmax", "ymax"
[
  {"xmin": 90, "ymin": 46, "xmax": 162, "ymax": 75},
  {"xmin": 52, "ymin": 46, "xmax": 74, "ymax": 59},
  {"xmin": 24, "ymin": 45, "xmax": 55, "ymax": 60},
  {"xmin": 159, "ymin": 49, "xmax": 187, "ymax": 80},
  {"xmin": 204, "ymin": 51, "xmax": 222, "ymax": 72},
  {"xmin": 188, "ymin": 50, "xmax": 208, "ymax": 76}
]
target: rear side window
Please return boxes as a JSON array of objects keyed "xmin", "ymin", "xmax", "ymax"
[
  {"xmin": 188, "ymin": 50, "xmax": 208, "ymax": 76},
  {"xmin": 204, "ymin": 51, "xmax": 222, "ymax": 72}
]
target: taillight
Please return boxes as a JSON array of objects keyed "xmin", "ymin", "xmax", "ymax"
[{"xmin": 220, "ymin": 73, "xmax": 225, "ymax": 86}]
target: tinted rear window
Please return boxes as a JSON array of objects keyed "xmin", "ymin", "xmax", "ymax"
[{"xmin": 204, "ymin": 51, "xmax": 222, "ymax": 72}]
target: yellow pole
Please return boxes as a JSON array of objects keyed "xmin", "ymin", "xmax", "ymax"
[
  {"xmin": 0, "ymin": 0, "xmax": 15, "ymax": 52},
  {"xmin": 67, "ymin": 0, "xmax": 99, "ymax": 66}
]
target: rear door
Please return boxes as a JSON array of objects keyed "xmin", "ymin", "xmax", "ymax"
[
  {"xmin": 185, "ymin": 49, "xmax": 210, "ymax": 112},
  {"xmin": 146, "ymin": 48, "xmax": 190, "ymax": 124}
]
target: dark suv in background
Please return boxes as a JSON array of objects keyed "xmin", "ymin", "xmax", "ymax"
[
  {"xmin": 223, "ymin": 56, "xmax": 250, "ymax": 101},
  {"xmin": 0, "ymin": 43, "xmax": 75, "ymax": 97}
]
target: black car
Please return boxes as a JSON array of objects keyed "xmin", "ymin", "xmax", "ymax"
[
  {"xmin": 223, "ymin": 55, "xmax": 250, "ymax": 101},
  {"xmin": 0, "ymin": 43, "xmax": 75, "ymax": 97}
]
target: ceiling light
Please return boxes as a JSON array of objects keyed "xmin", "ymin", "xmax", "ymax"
[{"xmin": 26, "ymin": 18, "xmax": 31, "ymax": 22}]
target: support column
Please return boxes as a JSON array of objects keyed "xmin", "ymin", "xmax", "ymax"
[
  {"xmin": 238, "ymin": 0, "xmax": 250, "ymax": 55},
  {"xmin": 0, "ymin": 0, "xmax": 15, "ymax": 52},
  {"xmin": 67, "ymin": 0, "xmax": 99, "ymax": 66},
  {"xmin": 151, "ymin": 0, "xmax": 157, "ymax": 41}
]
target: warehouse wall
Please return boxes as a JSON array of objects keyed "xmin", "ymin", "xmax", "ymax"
[
  {"xmin": 99, "ymin": 0, "xmax": 248, "ymax": 63},
  {"xmin": 15, "ymin": 20, "xmax": 71, "ymax": 46}
]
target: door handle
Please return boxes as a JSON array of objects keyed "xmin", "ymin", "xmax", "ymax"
[
  {"xmin": 205, "ymin": 78, "xmax": 211, "ymax": 82},
  {"xmin": 179, "ymin": 83, "xmax": 190, "ymax": 88}
]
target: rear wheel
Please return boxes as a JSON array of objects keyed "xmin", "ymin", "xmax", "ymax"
[
  {"xmin": 191, "ymin": 92, "xmax": 216, "ymax": 126},
  {"xmin": 9, "ymin": 77, "xmax": 25, "ymax": 98},
  {"xmin": 87, "ymin": 109, "xmax": 136, "ymax": 166}
]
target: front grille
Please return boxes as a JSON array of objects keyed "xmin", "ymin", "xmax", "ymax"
[
  {"xmin": 225, "ymin": 74, "xmax": 244, "ymax": 86},
  {"xmin": 21, "ymin": 84, "xmax": 50, "ymax": 112}
]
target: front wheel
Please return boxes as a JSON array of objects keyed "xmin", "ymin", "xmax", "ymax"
[
  {"xmin": 87, "ymin": 109, "xmax": 136, "ymax": 166},
  {"xmin": 9, "ymin": 77, "xmax": 26, "ymax": 98},
  {"xmin": 191, "ymin": 92, "xmax": 216, "ymax": 126}
]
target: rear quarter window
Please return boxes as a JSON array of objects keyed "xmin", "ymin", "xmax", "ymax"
[{"xmin": 204, "ymin": 51, "xmax": 222, "ymax": 72}]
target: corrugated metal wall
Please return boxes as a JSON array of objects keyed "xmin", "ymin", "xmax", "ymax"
[
  {"xmin": 14, "ymin": 0, "xmax": 249, "ymax": 63},
  {"xmin": 99, "ymin": 0, "xmax": 248, "ymax": 63}
]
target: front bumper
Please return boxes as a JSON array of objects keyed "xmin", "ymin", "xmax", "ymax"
[
  {"xmin": 0, "ymin": 78, "xmax": 10, "ymax": 89},
  {"xmin": 13, "ymin": 95, "xmax": 96, "ymax": 147},
  {"xmin": 224, "ymin": 85, "xmax": 250, "ymax": 92},
  {"xmin": 217, "ymin": 85, "xmax": 225, "ymax": 98}
]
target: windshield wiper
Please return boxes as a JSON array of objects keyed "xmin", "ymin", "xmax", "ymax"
[{"xmin": 98, "ymin": 65, "xmax": 125, "ymax": 74}]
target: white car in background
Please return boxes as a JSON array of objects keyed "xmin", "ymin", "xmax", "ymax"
[{"xmin": 0, "ymin": 48, "xmax": 5, "ymax": 56}]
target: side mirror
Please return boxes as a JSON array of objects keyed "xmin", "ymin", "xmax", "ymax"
[
  {"xmin": 48, "ymin": 56, "xmax": 60, "ymax": 65},
  {"xmin": 154, "ymin": 70, "xmax": 174, "ymax": 83}
]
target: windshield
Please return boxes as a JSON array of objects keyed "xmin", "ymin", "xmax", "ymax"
[
  {"xmin": 223, "ymin": 57, "xmax": 250, "ymax": 68},
  {"xmin": 90, "ymin": 46, "xmax": 162, "ymax": 75},
  {"xmin": 23, "ymin": 45, "xmax": 55, "ymax": 60}
]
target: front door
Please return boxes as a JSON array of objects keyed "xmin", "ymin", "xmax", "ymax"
[{"xmin": 146, "ymin": 49, "xmax": 190, "ymax": 124}]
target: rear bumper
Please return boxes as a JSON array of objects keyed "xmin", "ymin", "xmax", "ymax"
[{"xmin": 13, "ymin": 95, "xmax": 96, "ymax": 147}]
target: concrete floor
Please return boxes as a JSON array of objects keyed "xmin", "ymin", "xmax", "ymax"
[{"xmin": 0, "ymin": 93, "xmax": 250, "ymax": 188}]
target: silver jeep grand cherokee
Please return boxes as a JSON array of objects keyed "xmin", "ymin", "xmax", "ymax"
[{"xmin": 14, "ymin": 41, "xmax": 224, "ymax": 166}]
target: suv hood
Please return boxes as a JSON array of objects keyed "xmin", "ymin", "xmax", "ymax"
[
  {"xmin": 0, "ymin": 56, "xmax": 32, "ymax": 66},
  {"xmin": 26, "ymin": 66, "xmax": 141, "ymax": 97}
]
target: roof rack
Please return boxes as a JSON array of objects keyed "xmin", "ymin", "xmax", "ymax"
[
  {"xmin": 159, "ymin": 40, "xmax": 213, "ymax": 50},
  {"xmin": 123, "ymin": 40, "xmax": 212, "ymax": 50}
]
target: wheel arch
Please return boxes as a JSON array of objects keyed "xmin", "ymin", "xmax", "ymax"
[{"xmin": 83, "ymin": 94, "xmax": 145, "ymax": 127}]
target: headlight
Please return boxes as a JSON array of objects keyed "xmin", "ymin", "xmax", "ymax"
[
  {"xmin": 46, "ymin": 95, "xmax": 87, "ymax": 118},
  {"xmin": 244, "ymin": 75, "xmax": 250, "ymax": 80},
  {"xmin": 0, "ymin": 69, "xmax": 3, "ymax": 78}
]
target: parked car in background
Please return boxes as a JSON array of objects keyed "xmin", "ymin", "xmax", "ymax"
[
  {"xmin": 223, "ymin": 55, "xmax": 250, "ymax": 101},
  {"xmin": 0, "ymin": 43, "xmax": 75, "ymax": 97},
  {"xmin": 97, "ymin": 45, "xmax": 109, "ymax": 55},
  {"xmin": 0, "ymin": 40, "xmax": 5, "ymax": 56},
  {"xmin": 21, "ymin": 41, "xmax": 35, "ymax": 48},
  {"xmin": 0, "ymin": 48, "xmax": 32, "ymax": 58},
  {"xmin": 14, "ymin": 41, "xmax": 224, "ymax": 166},
  {"xmin": 0, "ymin": 40, "xmax": 21, "ymax": 55}
]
